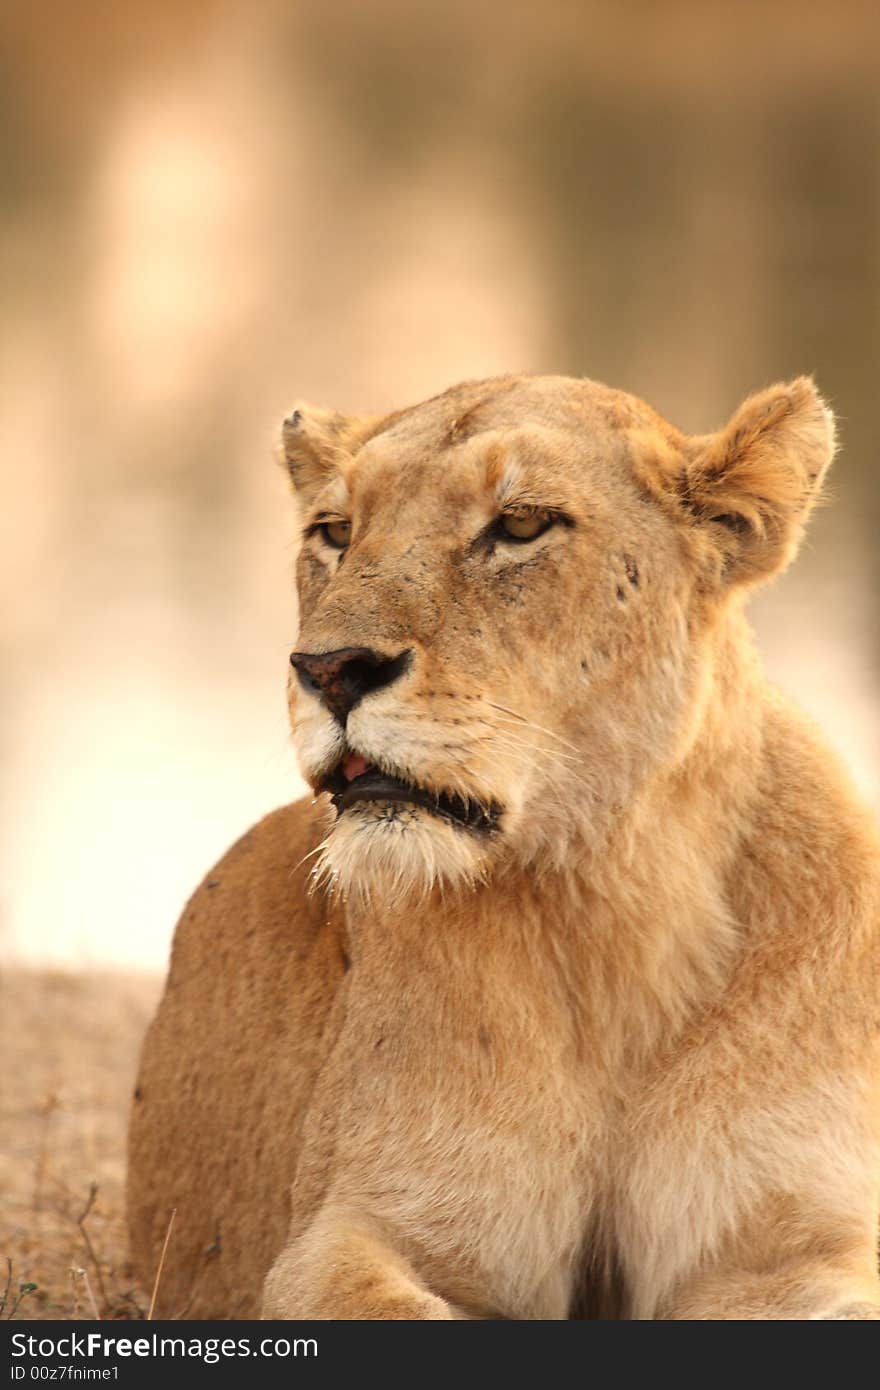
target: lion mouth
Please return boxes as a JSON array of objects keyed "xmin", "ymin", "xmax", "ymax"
[{"xmin": 319, "ymin": 752, "xmax": 501, "ymax": 834}]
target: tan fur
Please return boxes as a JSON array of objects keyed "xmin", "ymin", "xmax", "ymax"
[{"xmin": 127, "ymin": 374, "xmax": 880, "ymax": 1319}]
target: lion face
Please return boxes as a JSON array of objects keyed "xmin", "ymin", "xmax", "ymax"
[{"xmin": 281, "ymin": 374, "xmax": 833, "ymax": 904}]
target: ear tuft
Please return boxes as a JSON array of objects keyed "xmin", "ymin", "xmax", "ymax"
[{"xmin": 684, "ymin": 377, "xmax": 836, "ymax": 585}]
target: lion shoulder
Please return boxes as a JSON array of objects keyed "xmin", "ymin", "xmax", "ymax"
[{"xmin": 167, "ymin": 797, "xmax": 334, "ymax": 979}]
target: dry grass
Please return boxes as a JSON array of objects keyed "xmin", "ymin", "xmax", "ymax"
[{"xmin": 1, "ymin": 968, "xmax": 161, "ymax": 1320}]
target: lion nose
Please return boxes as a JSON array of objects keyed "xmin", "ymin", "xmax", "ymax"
[{"xmin": 289, "ymin": 646, "xmax": 412, "ymax": 724}]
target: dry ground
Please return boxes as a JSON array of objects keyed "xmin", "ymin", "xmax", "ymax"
[{"xmin": 1, "ymin": 969, "xmax": 161, "ymax": 1320}]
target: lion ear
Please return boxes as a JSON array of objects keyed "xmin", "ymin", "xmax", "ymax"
[
  {"xmin": 683, "ymin": 377, "xmax": 836, "ymax": 586},
  {"xmin": 278, "ymin": 405, "xmax": 379, "ymax": 503}
]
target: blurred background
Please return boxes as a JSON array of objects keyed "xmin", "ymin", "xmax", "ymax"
[{"xmin": 3, "ymin": 0, "xmax": 879, "ymax": 972}]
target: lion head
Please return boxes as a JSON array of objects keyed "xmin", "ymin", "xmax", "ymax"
[{"xmin": 280, "ymin": 374, "xmax": 834, "ymax": 905}]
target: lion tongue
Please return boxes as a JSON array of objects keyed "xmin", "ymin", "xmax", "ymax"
[{"xmin": 342, "ymin": 752, "xmax": 373, "ymax": 782}]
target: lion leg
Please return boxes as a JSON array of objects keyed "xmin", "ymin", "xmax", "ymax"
[
  {"xmin": 660, "ymin": 1260, "xmax": 880, "ymax": 1321},
  {"xmin": 260, "ymin": 1207, "xmax": 459, "ymax": 1320}
]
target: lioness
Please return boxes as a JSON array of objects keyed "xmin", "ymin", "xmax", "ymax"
[{"xmin": 127, "ymin": 373, "xmax": 880, "ymax": 1319}]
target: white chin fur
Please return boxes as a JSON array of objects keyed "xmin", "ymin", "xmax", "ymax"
[{"xmin": 310, "ymin": 802, "xmax": 488, "ymax": 908}]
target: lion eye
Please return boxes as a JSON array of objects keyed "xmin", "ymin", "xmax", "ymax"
[
  {"xmin": 319, "ymin": 519, "xmax": 351, "ymax": 549},
  {"xmin": 499, "ymin": 509, "xmax": 554, "ymax": 542}
]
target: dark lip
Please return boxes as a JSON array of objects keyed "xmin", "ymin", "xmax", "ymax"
[{"xmin": 319, "ymin": 765, "xmax": 501, "ymax": 834}]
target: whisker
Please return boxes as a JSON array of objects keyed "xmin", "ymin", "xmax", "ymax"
[
  {"xmin": 293, "ymin": 840, "xmax": 329, "ymax": 874},
  {"xmin": 484, "ymin": 702, "xmax": 582, "ymax": 754},
  {"xmin": 488, "ymin": 735, "xmax": 598, "ymax": 798},
  {"xmin": 373, "ymin": 713, "xmax": 582, "ymax": 766},
  {"xmin": 485, "ymin": 726, "xmax": 583, "ymax": 767}
]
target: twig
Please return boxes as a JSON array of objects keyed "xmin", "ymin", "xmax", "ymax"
[
  {"xmin": 148, "ymin": 1208, "xmax": 177, "ymax": 1321},
  {"xmin": 76, "ymin": 1182, "xmax": 109, "ymax": 1315},
  {"xmin": 33, "ymin": 1092, "xmax": 59, "ymax": 1215},
  {"xmin": 77, "ymin": 1183, "xmax": 98, "ymax": 1225},
  {"xmin": 8, "ymin": 1282, "xmax": 38, "ymax": 1320},
  {"xmin": 0, "ymin": 1258, "xmax": 11, "ymax": 1316},
  {"xmin": 80, "ymin": 1269, "xmax": 100, "ymax": 1321},
  {"xmin": 70, "ymin": 1268, "xmax": 99, "ymax": 1321}
]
